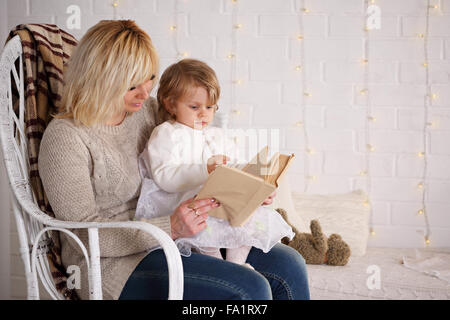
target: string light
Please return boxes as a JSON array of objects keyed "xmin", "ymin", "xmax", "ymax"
[
  {"xmin": 296, "ymin": 0, "xmax": 313, "ymax": 192},
  {"xmin": 229, "ymin": 0, "xmax": 240, "ymax": 127},
  {"xmin": 361, "ymin": 1, "xmax": 375, "ymax": 238},
  {"xmin": 171, "ymin": 0, "xmax": 189, "ymax": 59},
  {"xmin": 419, "ymin": 0, "xmax": 432, "ymax": 246},
  {"xmin": 112, "ymin": 0, "xmax": 120, "ymax": 19}
]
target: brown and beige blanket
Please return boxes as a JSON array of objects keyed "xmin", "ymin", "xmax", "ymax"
[{"xmin": 6, "ymin": 24, "xmax": 78, "ymax": 299}]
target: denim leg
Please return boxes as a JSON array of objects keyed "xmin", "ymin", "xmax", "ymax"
[
  {"xmin": 246, "ymin": 243, "xmax": 310, "ymax": 300},
  {"xmin": 119, "ymin": 249, "xmax": 272, "ymax": 300}
]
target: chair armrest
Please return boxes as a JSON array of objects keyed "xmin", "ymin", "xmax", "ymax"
[{"xmin": 20, "ymin": 196, "xmax": 183, "ymax": 300}]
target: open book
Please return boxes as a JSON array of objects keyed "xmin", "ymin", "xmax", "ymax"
[{"xmin": 194, "ymin": 146, "xmax": 295, "ymax": 226}]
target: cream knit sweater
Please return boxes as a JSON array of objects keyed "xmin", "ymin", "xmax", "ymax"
[{"xmin": 38, "ymin": 98, "xmax": 172, "ymax": 300}]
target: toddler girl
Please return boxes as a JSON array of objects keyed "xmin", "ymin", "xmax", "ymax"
[{"xmin": 136, "ymin": 58, "xmax": 293, "ymax": 268}]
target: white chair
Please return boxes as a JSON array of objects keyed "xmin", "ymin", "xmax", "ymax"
[{"xmin": 0, "ymin": 35, "xmax": 184, "ymax": 300}]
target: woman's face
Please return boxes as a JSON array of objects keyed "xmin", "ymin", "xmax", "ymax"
[{"xmin": 123, "ymin": 79, "xmax": 154, "ymax": 113}]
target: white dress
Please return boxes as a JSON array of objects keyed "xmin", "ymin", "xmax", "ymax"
[{"xmin": 136, "ymin": 120, "xmax": 294, "ymax": 257}]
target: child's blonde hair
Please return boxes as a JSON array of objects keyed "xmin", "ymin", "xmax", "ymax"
[
  {"xmin": 157, "ymin": 58, "xmax": 220, "ymax": 121},
  {"xmin": 55, "ymin": 20, "xmax": 159, "ymax": 126}
]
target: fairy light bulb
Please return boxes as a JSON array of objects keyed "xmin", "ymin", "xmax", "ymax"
[
  {"xmin": 360, "ymin": 89, "xmax": 368, "ymax": 95},
  {"xmin": 417, "ymin": 182, "xmax": 424, "ymax": 189},
  {"xmin": 170, "ymin": 25, "xmax": 177, "ymax": 30},
  {"xmin": 304, "ymin": 92, "xmax": 312, "ymax": 97},
  {"xmin": 112, "ymin": 2, "xmax": 119, "ymax": 7},
  {"xmin": 359, "ymin": 170, "xmax": 368, "ymax": 176},
  {"xmin": 295, "ymin": 121, "xmax": 303, "ymax": 127},
  {"xmin": 234, "ymin": 23, "xmax": 243, "ymax": 29},
  {"xmin": 232, "ymin": 109, "xmax": 241, "ymax": 115},
  {"xmin": 297, "ymin": 34, "xmax": 304, "ymax": 40},
  {"xmin": 363, "ymin": 200, "xmax": 370, "ymax": 207},
  {"xmin": 233, "ymin": 79, "xmax": 243, "ymax": 85},
  {"xmin": 429, "ymin": 4, "xmax": 439, "ymax": 9},
  {"xmin": 418, "ymin": 209, "xmax": 424, "ymax": 215},
  {"xmin": 306, "ymin": 148, "xmax": 315, "ymax": 155},
  {"xmin": 431, "ymin": 93, "xmax": 438, "ymax": 100},
  {"xmin": 418, "ymin": 151, "xmax": 425, "ymax": 157},
  {"xmin": 367, "ymin": 144, "xmax": 375, "ymax": 152},
  {"xmin": 370, "ymin": 228, "xmax": 376, "ymax": 236},
  {"xmin": 417, "ymin": 33, "xmax": 425, "ymax": 38},
  {"xmin": 425, "ymin": 236, "xmax": 431, "ymax": 245},
  {"xmin": 423, "ymin": 62, "xmax": 428, "ymax": 67},
  {"xmin": 361, "ymin": 58, "xmax": 369, "ymax": 65},
  {"xmin": 227, "ymin": 53, "xmax": 235, "ymax": 59},
  {"xmin": 295, "ymin": 65, "xmax": 302, "ymax": 71},
  {"xmin": 308, "ymin": 175, "xmax": 317, "ymax": 181},
  {"xmin": 368, "ymin": 116, "xmax": 376, "ymax": 122},
  {"xmin": 302, "ymin": 8, "xmax": 310, "ymax": 13}
]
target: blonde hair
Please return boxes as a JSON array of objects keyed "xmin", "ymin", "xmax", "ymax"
[
  {"xmin": 157, "ymin": 58, "xmax": 220, "ymax": 121},
  {"xmin": 55, "ymin": 20, "xmax": 159, "ymax": 126}
]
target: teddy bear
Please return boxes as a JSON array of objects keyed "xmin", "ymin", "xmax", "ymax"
[{"xmin": 276, "ymin": 208, "xmax": 351, "ymax": 266}]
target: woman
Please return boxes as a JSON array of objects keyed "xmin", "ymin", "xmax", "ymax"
[{"xmin": 38, "ymin": 20, "xmax": 310, "ymax": 300}]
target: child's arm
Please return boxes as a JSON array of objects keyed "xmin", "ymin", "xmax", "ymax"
[{"xmin": 141, "ymin": 123, "xmax": 209, "ymax": 193}]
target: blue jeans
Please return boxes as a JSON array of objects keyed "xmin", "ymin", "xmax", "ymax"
[{"xmin": 119, "ymin": 243, "xmax": 310, "ymax": 300}]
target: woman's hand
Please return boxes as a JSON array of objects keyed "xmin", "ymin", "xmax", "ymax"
[
  {"xmin": 170, "ymin": 197, "xmax": 220, "ymax": 240},
  {"xmin": 261, "ymin": 191, "xmax": 276, "ymax": 206}
]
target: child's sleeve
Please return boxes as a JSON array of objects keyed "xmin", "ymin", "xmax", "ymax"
[{"xmin": 141, "ymin": 124, "xmax": 209, "ymax": 193}]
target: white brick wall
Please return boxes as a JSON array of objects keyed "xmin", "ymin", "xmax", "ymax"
[{"xmin": 1, "ymin": 0, "xmax": 450, "ymax": 299}]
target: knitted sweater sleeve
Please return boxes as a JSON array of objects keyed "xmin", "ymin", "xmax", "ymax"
[{"xmin": 38, "ymin": 122, "xmax": 171, "ymax": 258}]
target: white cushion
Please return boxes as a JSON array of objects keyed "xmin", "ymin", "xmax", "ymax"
[
  {"xmin": 272, "ymin": 178, "xmax": 309, "ymax": 233},
  {"xmin": 291, "ymin": 190, "xmax": 370, "ymax": 256}
]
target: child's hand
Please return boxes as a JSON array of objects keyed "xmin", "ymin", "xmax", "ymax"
[{"xmin": 207, "ymin": 154, "xmax": 230, "ymax": 174}]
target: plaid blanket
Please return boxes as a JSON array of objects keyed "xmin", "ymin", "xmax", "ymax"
[{"xmin": 7, "ymin": 24, "xmax": 79, "ymax": 300}]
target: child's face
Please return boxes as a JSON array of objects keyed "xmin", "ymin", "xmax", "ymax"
[{"xmin": 170, "ymin": 86, "xmax": 216, "ymax": 130}]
